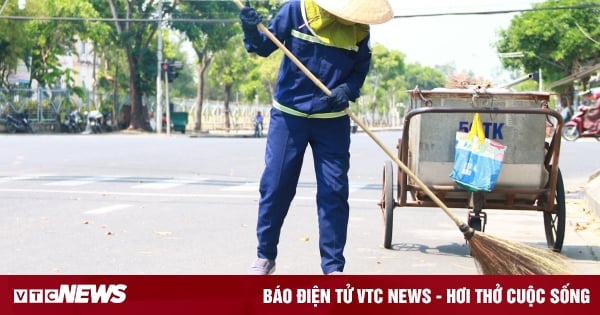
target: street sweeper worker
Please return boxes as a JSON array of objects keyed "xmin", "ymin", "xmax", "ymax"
[{"xmin": 239, "ymin": 0, "xmax": 392, "ymax": 275}]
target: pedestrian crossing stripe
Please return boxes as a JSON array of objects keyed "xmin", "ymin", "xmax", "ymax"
[
  {"xmin": 131, "ymin": 179, "xmax": 203, "ymax": 190},
  {"xmin": 43, "ymin": 176, "xmax": 120, "ymax": 187},
  {"xmin": 0, "ymin": 175, "xmax": 377, "ymax": 193},
  {"xmin": 0, "ymin": 174, "xmax": 49, "ymax": 183},
  {"xmin": 223, "ymin": 182, "xmax": 259, "ymax": 192}
]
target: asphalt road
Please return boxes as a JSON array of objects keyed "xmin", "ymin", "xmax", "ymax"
[{"xmin": 0, "ymin": 131, "xmax": 599, "ymax": 275}]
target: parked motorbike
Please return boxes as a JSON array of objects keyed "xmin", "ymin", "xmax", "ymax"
[
  {"xmin": 5, "ymin": 111, "xmax": 34, "ymax": 133},
  {"xmin": 63, "ymin": 109, "xmax": 83, "ymax": 133},
  {"xmin": 87, "ymin": 110, "xmax": 104, "ymax": 134},
  {"xmin": 103, "ymin": 112, "xmax": 113, "ymax": 132},
  {"xmin": 562, "ymin": 104, "xmax": 600, "ymax": 141}
]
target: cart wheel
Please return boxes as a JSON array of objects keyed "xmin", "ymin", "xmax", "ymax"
[
  {"xmin": 381, "ymin": 160, "xmax": 395, "ymax": 249},
  {"xmin": 544, "ymin": 168, "xmax": 566, "ymax": 252}
]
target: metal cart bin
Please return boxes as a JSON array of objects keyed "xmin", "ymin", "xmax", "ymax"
[{"xmin": 379, "ymin": 88, "xmax": 565, "ymax": 252}]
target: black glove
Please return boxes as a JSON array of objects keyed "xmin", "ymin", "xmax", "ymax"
[
  {"xmin": 239, "ymin": 1, "xmax": 262, "ymax": 45},
  {"xmin": 321, "ymin": 84, "xmax": 352, "ymax": 112}
]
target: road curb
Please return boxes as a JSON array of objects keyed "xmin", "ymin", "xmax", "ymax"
[{"xmin": 584, "ymin": 168, "xmax": 600, "ymax": 219}]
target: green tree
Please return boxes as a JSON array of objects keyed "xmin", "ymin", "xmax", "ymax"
[
  {"xmin": 363, "ymin": 44, "xmax": 406, "ymax": 122},
  {"xmin": 171, "ymin": 0, "xmax": 281, "ymax": 132},
  {"xmin": 404, "ymin": 63, "xmax": 447, "ymax": 91},
  {"xmin": 87, "ymin": 0, "xmax": 174, "ymax": 130},
  {"xmin": 496, "ymin": 0, "xmax": 600, "ymax": 107},
  {"xmin": 2, "ymin": 0, "xmax": 99, "ymax": 90},
  {"xmin": 164, "ymin": 34, "xmax": 196, "ymax": 99},
  {"xmin": 170, "ymin": 0, "xmax": 242, "ymax": 132},
  {"xmin": 238, "ymin": 50, "xmax": 281, "ymax": 105},
  {"xmin": 208, "ymin": 34, "xmax": 254, "ymax": 130},
  {"xmin": 0, "ymin": 1, "xmax": 30, "ymax": 87}
]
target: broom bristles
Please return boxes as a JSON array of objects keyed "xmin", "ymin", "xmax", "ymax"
[{"xmin": 468, "ymin": 232, "xmax": 571, "ymax": 275}]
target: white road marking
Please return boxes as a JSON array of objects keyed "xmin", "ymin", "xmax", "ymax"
[
  {"xmin": 0, "ymin": 174, "xmax": 50, "ymax": 183},
  {"xmin": 223, "ymin": 182, "xmax": 259, "ymax": 192},
  {"xmin": 131, "ymin": 179, "xmax": 202, "ymax": 189},
  {"xmin": 44, "ymin": 176, "xmax": 117, "ymax": 187},
  {"xmin": 84, "ymin": 204, "xmax": 133, "ymax": 215},
  {"xmin": 349, "ymin": 183, "xmax": 368, "ymax": 193},
  {"xmin": 0, "ymin": 188, "xmax": 377, "ymax": 204}
]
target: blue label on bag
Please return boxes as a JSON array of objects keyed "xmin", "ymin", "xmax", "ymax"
[{"xmin": 458, "ymin": 121, "xmax": 504, "ymax": 139}]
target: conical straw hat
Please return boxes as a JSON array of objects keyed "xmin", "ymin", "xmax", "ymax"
[{"xmin": 313, "ymin": 0, "xmax": 393, "ymax": 25}]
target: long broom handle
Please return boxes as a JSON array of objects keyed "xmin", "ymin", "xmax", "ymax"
[{"xmin": 233, "ymin": 0, "xmax": 466, "ymax": 230}]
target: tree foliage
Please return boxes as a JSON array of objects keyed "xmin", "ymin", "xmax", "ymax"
[
  {"xmin": 0, "ymin": 1, "xmax": 30, "ymax": 86},
  {"xmin": 405, "ymin": 63, "xmax": 447, "ymax": 91},
  {"xmin": 1, "ymin": 0, "xmax": 99, "ymax": 89},
  {"xmin": 208, "ymin": 34, "xmax": 255, "ymax": 129},
  {"xmin": 0, "ymin": 0, "xmax": 447, "ymax": 131},
  {"xmin": 237, "ymin": 50, "xmax": 281, "ymax": 104},
  {"xmin": 171, "ymin": 0, "xmax": 244, "ymax": 131},
  {"xmin": 496, "ymin": 0, "xmax": 600, "ymax": 105}
]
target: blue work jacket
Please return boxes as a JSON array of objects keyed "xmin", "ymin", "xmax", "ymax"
[{"xmin": 244, "ymin": 0, "xmax": 372, "ymax": 116}]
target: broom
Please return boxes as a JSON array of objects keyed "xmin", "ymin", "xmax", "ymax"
[{"xmin": 232, "ymin": 0, "xmax": 570, "ymax": 275}]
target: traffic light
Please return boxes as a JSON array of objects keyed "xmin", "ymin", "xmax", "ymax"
[
  {"xmin": 167, "ymin": 65, "xmax": 178, "ymax": 82},
  {"xmin": 161, "ymin": 62, "xmax": 169, "ymax": 82},
  {"xmin": 161, "ymin": 61, "xmax": 183, "ymax": 83}
]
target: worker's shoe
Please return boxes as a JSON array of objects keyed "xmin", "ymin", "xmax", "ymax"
[
  {"xmin": 327, "ymin": 271, "xmax": 344, "ymax": 275},
  {"xmin": 248, "ymin": 258, "xmax": 276, "ymax": 275}
]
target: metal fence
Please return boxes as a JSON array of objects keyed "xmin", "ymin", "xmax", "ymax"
[{"xmin": 0, "ymin": 88, "xmax": 403, "ymax": 133}]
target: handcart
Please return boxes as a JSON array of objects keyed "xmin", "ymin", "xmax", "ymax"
[{"xmin": 379, "ymin": 87, "xmax": 565, "ymax": 252}]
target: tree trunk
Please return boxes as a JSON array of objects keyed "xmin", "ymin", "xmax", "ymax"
[
  {"xmin": 126, "ymin": 52, "xmax": 145, "ymax": 130},
  {"xmin": 224, "ymin": 84, "xmax": 232, "ymax": 130},
  {"xmin": 194, "ymin": 62, "xmax": 205, "ymax": 132},
  {"xmin": 112, "ymin": 61, "xmax": 119, "ymax": 128},
  {"xmin": 194, "ymin": 48, "xmax": 212, "ymax": 132}
]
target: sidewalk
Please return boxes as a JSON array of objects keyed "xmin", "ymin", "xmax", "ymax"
[{"xmin": 584, "ymin": 169, "xmax": 600, "ymax": 219}]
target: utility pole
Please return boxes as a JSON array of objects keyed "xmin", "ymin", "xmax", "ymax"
[
  {"xmin": 156, "ymin": 0, "xmax": 163, "ymax": 134},
  {"xmin": 164, "ymin": 62, "xmax": 171, "ymax": 135}
]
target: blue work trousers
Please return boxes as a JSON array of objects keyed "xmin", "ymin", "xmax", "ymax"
[{"xmin": 256, "ymin": 108, "xmax": 351, "ymax": 274}]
